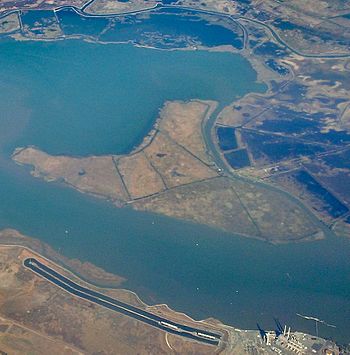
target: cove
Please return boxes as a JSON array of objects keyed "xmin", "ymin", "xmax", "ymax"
[
  {"xmin": 0, "ymin": 40, "xmax": 260, "ymax": 156},
  {"xmin": 0, "ymin": 39, "xmax": 349, "ymax": 344}
]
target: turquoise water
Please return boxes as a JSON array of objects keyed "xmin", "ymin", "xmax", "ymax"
[
  {"xmin": 0, "ymin": 39, "xmax": 349, "ymax": 344},
  {"xmin": 0, "ymin": 40, "xmax": 258, "ymax": 156}
]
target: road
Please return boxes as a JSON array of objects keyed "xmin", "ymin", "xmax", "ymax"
[
  {"xmin": 57, "ymin": 3, "xmax": 350, "ymax": 59},
  {"xmin": 24, "ymin": 258, "xmax": 222, "ymax": 346}
]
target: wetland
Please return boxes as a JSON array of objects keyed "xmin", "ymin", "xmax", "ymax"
[{"xmin": 0, "ymin": 7, "xmax": 350, "ymax": 346}]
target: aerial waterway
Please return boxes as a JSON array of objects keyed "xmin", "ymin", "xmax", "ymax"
[{"xmin": 0, "ymin": 13, "xmax": 349, "ymax": 345}]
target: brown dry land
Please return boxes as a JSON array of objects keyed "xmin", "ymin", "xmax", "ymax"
[
  {"xmin": 0, "ymin": 229, "xmax": 293, "ymax": 355},
  {"xmin": 0, "ymin": 13, "xmax": 20, "ymax": 34},
  {"xmin": 0, "ymin": 230, "xmax": 228, "ymax": 354},
  {"xmin": 333, "ymin": 219, "xmax": 350, "ymax": 239},
  {"xmin": 13, "ymin": 100, "xmax": 324, "ymax": 243},
  {"xmin": 85, "ymin": 0, "xmax": 159, "ymax": 15},
  {"xmin": 13, "ymin": 100, "xmax": 216, "ymax": 201},
  {"xmin": 133, "ymin": 176, "xmax": 323, "ymax": 242},
  {"xmin": 248, "ymin": 0, "xmax": 350, "ymax": 56},
  {"xmin": 13, "ymin": 150, "xmax": 128, "ymax": 201},
  {"xmin": 0, "ymin": 229, "xmax": 126, "ymax": 288},
  {"xmin": 176, "ymin": 0, "xmax": 239, "ymax": 15},
  {"xmin": 175, "ymin": 0, "xmax": 350, "ymax": 56},
  {"xmin": 160, "ymin": 100, "xmax": 217, "ymax": 164},
  {"xmin": 0, "ymin": 0, "xmax": 88, "ymax": 13}
]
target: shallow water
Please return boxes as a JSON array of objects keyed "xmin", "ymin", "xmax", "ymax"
[{"xmin": 0, "ymin": 40, "xmax": 258, "ymax": 156}]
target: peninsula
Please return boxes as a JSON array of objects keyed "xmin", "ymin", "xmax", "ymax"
[
  {"xmin": 1, "ymin": 0, "xmax": 350, "ymax": 351},
  {"xmin": 13, "ymin": 100, "xmax": 324, "ymax": 243}
]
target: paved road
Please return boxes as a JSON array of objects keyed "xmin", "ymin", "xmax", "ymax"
[
  {"xmin": 56, "ymin": 3, "xmax": 350, "ymax": 59},
  {"xmin": 24, "ymin": 258, "xmax": 222, "ymax": 346}
]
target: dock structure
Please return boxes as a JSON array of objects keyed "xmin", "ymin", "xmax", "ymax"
[
  {"xmin": 276, "ymin": 326, "xmax": 306, "ymax": 354},
  {"xmin": 260, "ymin": 323, "xmax": 340, "ymax": 355}
]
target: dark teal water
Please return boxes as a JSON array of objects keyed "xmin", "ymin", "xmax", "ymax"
[
  {"xmin": 22, "ymin": 7, "xmax": 244, "ymax": 49},
  {"xmin": 0, "ymin": 40, "xmax": 349, "ymax": 344}
]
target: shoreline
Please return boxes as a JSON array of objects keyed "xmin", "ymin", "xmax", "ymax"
[
  {"xmin": 12, "ymin": 97, "xmax": 326, "ymax": 244},
  {"xmin": 0, "ymin": 229, "xmax": 344, "ymax": 353},
  {"xmin": 0, "ymin": 229, "xmax": 342, "ymax": 353},
  {"xmin": 0, "ymin": 233, "xmax": 230, "ymax": 353},
  {"xmin": 1, "ymin": 4, "xmax": 350, "ymax": 58},
  {"xmin": 5, "ymin": 8, "xmax": 331, "ymax": 243},
  {"xmin": 0, "ymin": 231, "xmax": 229, "ymax": 339},
  {"xmin": 0, "ymin": 4, "xmax": 349, "ymax": 346}
]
